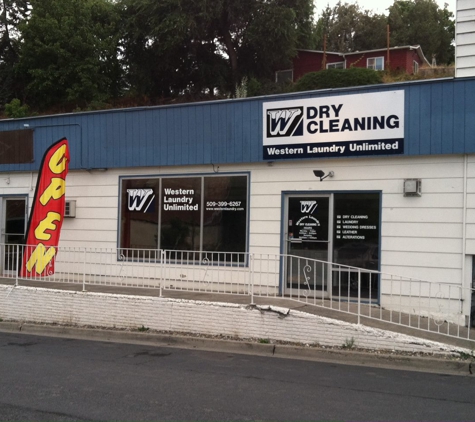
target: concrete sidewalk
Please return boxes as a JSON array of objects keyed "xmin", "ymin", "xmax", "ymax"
[{"xmin": 1, "ymin": 278, "xmax": 474, "ymax": 351}]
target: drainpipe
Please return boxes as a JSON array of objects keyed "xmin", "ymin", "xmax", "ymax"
[{"xmin": 462, "ymin": 154, "xmax": 468, "ymax": 312}]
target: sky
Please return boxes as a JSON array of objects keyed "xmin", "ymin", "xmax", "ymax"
[{"xmin": 314, "ymin": 0, "xmax": 457, "ymax": 16}]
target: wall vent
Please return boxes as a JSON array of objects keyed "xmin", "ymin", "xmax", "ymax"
[{"xmin": 64, "ymin": 200, "xmax": 76, "ymax": 218}]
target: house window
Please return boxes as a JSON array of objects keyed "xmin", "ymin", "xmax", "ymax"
[
  {"xmin": 327, "ymin": 62, "xmax": 345, "ymax": 69},
  {"xmin": 119, "ymin": 174, "xmax": 249, "ymax": 262},
  {"xmin": 275, "ymin": 69, "xmax": 293, "ymax": 84},
  {"xmin": 367, "ymin": 57, "xmax": 384, "ymax": 71},
  {"xmin": 413, "ymin": 61, "xmax": 419, "ymax": 75}
]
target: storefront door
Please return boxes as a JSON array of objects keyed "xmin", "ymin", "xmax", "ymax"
[
  {"xmin": 1, "ymin": 197, "xmax": 27, "ymax": 274},
  {"xmin": 284, "ymin": 195, "xmax": 332, "ymax": 297},
  {"xmin": 283, "ymin": 192, "xmax": 381, "ymax": 300}
]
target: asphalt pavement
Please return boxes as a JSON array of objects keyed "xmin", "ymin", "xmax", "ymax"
[
  {"xmin": 0, "ymin": 331, "xmax": 474, "ymax": 422},
  {"xmin": 0, "ymin": 321, "xmax": 473, "ymax": 376}
]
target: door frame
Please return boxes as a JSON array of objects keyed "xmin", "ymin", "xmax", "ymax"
[
  {"xmin": 281, "ymin": 192, "xmax": 334, "ymax": 297},
  {"xmin": 0, "ymin": 195, "xmax": 28, "ymax": 275},
  {"xmin": 280, "ymin": 190, "xmax": 383, "ymax": 302}
]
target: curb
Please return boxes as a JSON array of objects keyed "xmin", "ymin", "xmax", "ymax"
[{"xmin": 0, "ymin": 321, "xmax": 472, "ymax": 376}]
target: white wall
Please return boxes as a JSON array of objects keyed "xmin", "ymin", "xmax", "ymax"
[
  {"xmin": 0, "ymin": 285, "xmax": 469, "ymax": 354},
  {"xmin": 1, "ymin": 154, "xmax": 473, "ymax": 290},
  {"xmin": 456, "ymin": 0, "xmax": 475, "ymax": 78}
]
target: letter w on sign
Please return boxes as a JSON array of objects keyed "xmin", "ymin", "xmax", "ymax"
[
  {"xmin": 127, "ymin": 189, "xmax": 155, "ymax": 212},
  {"xmin": 267, "ymin": 107, "xmax": 303, "ymax": 137},
  {"xmin": 300, "ymin": 201, "xmax": 317, "ymax": 214}
]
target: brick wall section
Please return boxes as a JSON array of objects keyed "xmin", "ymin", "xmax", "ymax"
[{"xmin": 0, "ymin": 286, "xmax": 468, "ymax": 354}]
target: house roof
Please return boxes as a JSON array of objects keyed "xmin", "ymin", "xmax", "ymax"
[
  {"xmin": 297, "ymin": 45, "xmax": 431, "ymax": 67},
  {"xmin": 297, "ymin": 49, "xmax": 343, "ymax": 57},
  {"xmin": 344, "ymin": 45, "xmax": 431, "ymax": 66}
]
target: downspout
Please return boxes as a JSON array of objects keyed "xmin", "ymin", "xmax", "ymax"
[{"xmin": 462, "ymin": 154, "xmax": 468, "ymax": 312}]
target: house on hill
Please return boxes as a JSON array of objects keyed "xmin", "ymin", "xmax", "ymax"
[{"xmin": 276, "ymin": 45, "xmax": 431, "ymax": 83}]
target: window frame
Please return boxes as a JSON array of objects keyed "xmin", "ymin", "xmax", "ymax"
[
  {"xmin": 367, "ymin": 57, "xmax": 384, "ymax": 71},
  {"xmin": 413, "ymin": 60, "xmax": 419, "ymax": 75},
  {"xmin": 118, "ymin": 172, "xmax": 250, "ymax": 265},
  {"xmin": 326, "ymin": 61, "xmax": 345, "ymax": 69},
  {"xmin": 275, "ymin": 69, "xmax": 293, "ymax": 84}
]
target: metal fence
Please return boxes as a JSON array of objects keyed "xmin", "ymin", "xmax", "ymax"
[{"xmin": 1, "ymin": 243, "xmax": 474, "ymax": 342}]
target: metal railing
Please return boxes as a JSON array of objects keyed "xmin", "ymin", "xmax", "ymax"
[{"xmin": 1, "ymin": 243, "xmax": 474, "ymax": 342}]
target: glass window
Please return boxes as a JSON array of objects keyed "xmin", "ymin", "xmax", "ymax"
[
  {"xmin": 367, "ymin": 57, "xmax": 384, "ymax": 71},
  {"xmin": 203, "ymin": 175, "xmax": 247, "ymax": 253},
  {"xmin": 160, "ymin": 177, "xmax": 201, "ymax": 251},
  {"xmin": 333, "ymin": 193, "xmax": 380, "ymax": 272},
  {"xmin": 413, "ymin": 60, "xmax": 419, "ymax": 75},
  {"xmin": 275, "ymin": 69, "xmax": 293, "ymax": 84},
  {"xmin": 120, "ymin": 178, "xmax": 160, "ymax": 251},
  {"xmin": 119, "ymin": 174, "xmax": 249, "ymax": 261},
  {"xmin": 327, "ymin": 62, "xmax": 345, "ymax": 69}
]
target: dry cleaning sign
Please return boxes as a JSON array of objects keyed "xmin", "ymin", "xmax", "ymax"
[{"xmin": 263, "ymin": 91, "xmax": 404, "ymax": 159}]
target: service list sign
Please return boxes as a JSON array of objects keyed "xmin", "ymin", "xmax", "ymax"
[{"xmin": 263, "ymin": 91, "xmax": 404, "ymax": 160}]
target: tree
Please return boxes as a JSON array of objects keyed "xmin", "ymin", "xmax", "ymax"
[
  {"xmin": 0, "ymin": 0, "xmax": 29, "ymax": 106},
  {"xmin": 119, "ymin": 0, "xmax": 230, "ymax": 99},
  {"xmin": 388, "ymin": 0, "xmax": 455, "ymax": 65},
  {"xmin": 17, "ymin": 0, "xmax": 122, "ymax": 110},
  {"xmin": 120, "ymin": 0, "xmax": 315, "ymax": 98},
  {"xmin": 314, "ymin": 2, "xmax": 387, "ymax": 53}
]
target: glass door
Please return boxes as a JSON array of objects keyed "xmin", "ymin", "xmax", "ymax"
[
  {"xmin": 1, "ymin": 197, "xmax": 27, "ymax": 274},
  {"xmin": 284, "ymin": 195, "xmax": 332, "ymax": 297}
]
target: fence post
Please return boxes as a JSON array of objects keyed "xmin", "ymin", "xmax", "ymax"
[
  {"xmin": 160, "ymin": 250, "xmax": 165, "ymax": 297},
  {"xmin": 357, "ymin": 269, "xmax": 361, "ymax": 325},
  {"xmin": 82, "ymin": 248, "xmax": 87, "ymax": 292},
  {"xmin": 249, "ymin": 253, "xmax": 254, "ymax": 305},
  {"xmin": 15, "ymin": 244, "xmax": 19, "ymax": 287}
]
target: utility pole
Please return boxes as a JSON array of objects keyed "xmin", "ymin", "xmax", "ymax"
[
  {"xmin": 386, "ymin": 24, "xmax": 390, "ymax": 71},
  {"xmin": 322, "ymin": 34, "xmax": 327, "ymax": 69}
]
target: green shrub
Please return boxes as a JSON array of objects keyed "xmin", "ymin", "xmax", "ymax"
[
  {"xmin": 293, "ymin": 67, "xmax": 383, "ymax": 92},
  {"xmin": 4, "ymin": 98, "xmax": 30, "ymax": 118},
  {"xmin": 246, "ymin": 77, "xmax": 294, "ymax": 97},
  {"xmin": 342, "ymin": 337, "xmax": 356, "ymax": 349},
  {"xmin": 137, "ymin": 325, "xmax": 149, "ymax": 332}
]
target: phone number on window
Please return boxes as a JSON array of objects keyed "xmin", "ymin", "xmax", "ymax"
[{"xmin": 206, "ymin": 201, "xmax": 241, "ymax": 207}]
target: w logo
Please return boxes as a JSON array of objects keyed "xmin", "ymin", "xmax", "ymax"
[
  {"xmin": 266, "ymin": 107, "xmax": 303, "ymax": 137},
  {"xmin": 300, "ymin": 201, "xmax": 317, "ymax": 214},
  {"xmin": 127, "ymin": 189, "xmax": 155, "ymax": 212}
]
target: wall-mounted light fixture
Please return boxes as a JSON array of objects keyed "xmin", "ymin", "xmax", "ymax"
[
  {"xmin": 313, "ymin": 170, "xmax": 334, "ymax": 181},
  {"xmin": 403, "ymin": 178, "xmax": 422, "ymax": 197}
]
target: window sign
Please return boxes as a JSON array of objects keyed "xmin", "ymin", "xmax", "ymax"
[
  {"xmin": 203, "ymin": 176, "xmax": 247, "ymax": 253},
  {"xmin": 161, "ymin": 177, "xmax": 201, "ymax": 251},
  {"xmin": 120, "ymin": 174, "xmax": 248, "ymax": 261},
  {"xmin": 121, "ymin": 179, "xmax": 160, "ymax": 251},
  {"xmin": 288, "ymin": 197, "xmax": 329, "ymax": 242},
  {"xmin": 333, "ymin": 193, "xmax": 380, "ymax": 272}
]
